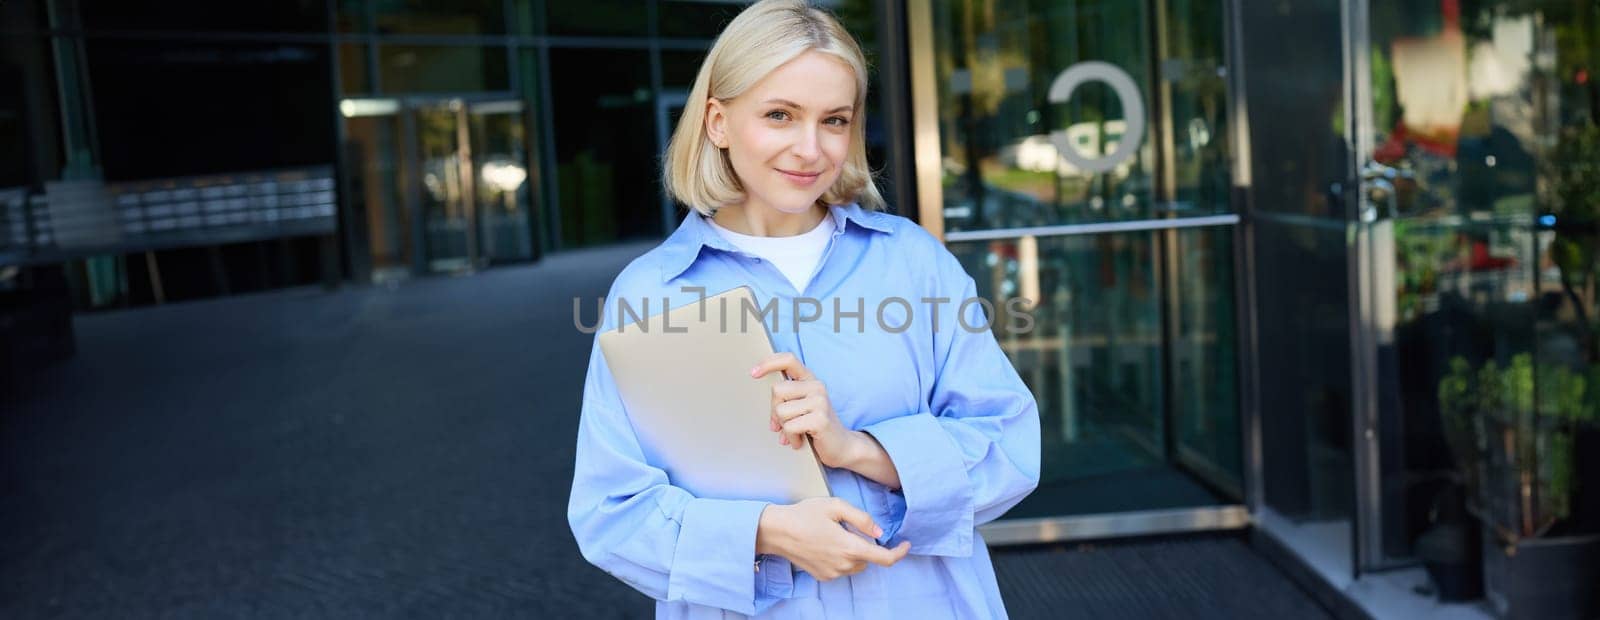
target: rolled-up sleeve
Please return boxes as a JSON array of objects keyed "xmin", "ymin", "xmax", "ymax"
[
  {"xmin": 567, "ymin": 306, "xmax": 790, "ymax": 615},
  {"xmin": 861, "ymin": 249, "xmax": 1042, "ymax": 558}
]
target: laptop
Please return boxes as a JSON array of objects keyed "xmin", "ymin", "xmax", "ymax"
[{"xmin": 597, "ymin": 285, "xmax": 832, "ymax": 504}]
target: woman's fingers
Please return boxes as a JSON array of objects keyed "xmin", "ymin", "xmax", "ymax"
[
  {"xmin": 779, "ymin": 411, "xmax": 823, "ymax": 449},
  {"xmin": 750, "ymin": 352, "xmax": 815, "ymax": 382},
  {"xmin": 859, "ymin": 540, "xmax": 912, "ymax": 568},
  {"xmin": 773, "ymin": 397, "xmax": 813, "ymax": 423},
  {"xmin": 828, "ymin": 499, "xmax": 883, "ymax": 539},
  {"xmin": 770, "ymin": 379, "xmax": 813, "ymax": 406}
]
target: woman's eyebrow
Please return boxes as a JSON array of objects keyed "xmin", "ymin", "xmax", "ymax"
[{"xmin": 761, "ymin": 98, "xmax": 854, "ymax": 114}]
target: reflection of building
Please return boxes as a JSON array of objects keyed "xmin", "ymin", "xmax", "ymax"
[{"xmin": 4, "ymin": 0, "xmax": 1599, "ymax": 618}]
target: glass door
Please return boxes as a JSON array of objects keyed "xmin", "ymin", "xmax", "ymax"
[
  {"xmin": 468, "ymin": 100, "xmax": 535, "ymax": 264},
  {"xmin": 920, "ymin": 0, "xmax": 1243, "ymax": 530},
  {"xmin": 342, "ymin": 97, "xmax": 537, "ymax": 280},
  {"xmin": 414, "ymin": 101, "xmax": 476, "ymax": 273},
  {"xmin": 341, "ymin": 103, "xmax": 414, "ymax": 283}
]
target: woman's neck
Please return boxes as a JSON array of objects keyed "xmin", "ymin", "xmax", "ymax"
[{"xmin": 711, "ymin": 202, "xmax": 827, "ymax": 238}]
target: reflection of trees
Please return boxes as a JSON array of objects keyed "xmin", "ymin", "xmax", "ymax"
[
  {"xmin": 938, "ymin": 1, "xmax": 1036, "ymax": 225},
  {"xmin": 935, "ymin": 1, "xmax": 1156, "ymax": 227}
]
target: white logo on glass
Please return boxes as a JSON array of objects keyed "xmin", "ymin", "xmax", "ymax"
[{"xmin": 1044, "ymin": 61, "xmax": 1145, "ymax": 174}]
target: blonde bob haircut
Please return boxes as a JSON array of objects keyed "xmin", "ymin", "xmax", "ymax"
[{"xmin": 662, "ymin": 0, "xmax": 885, "ymax": 216}]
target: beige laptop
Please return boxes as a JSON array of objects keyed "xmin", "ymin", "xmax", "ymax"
[{"xmin": 597, "ymin": 285, "xmax": 832, "ymax": 504}]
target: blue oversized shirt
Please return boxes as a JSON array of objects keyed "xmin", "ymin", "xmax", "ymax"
[{"xmin": 568, "ymin": 202, "xmax": 1041, "ymax": 618}]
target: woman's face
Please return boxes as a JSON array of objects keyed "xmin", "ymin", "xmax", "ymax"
[{"xmin": 706, "ymin": 50, "xmax": 857, "ymax": 215}]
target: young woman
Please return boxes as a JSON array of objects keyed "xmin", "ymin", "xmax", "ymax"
[{"xmin": 567, "ymin": 1, "xmax": 1040, "ymax": 617}]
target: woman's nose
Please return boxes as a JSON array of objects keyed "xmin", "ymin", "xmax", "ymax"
[{"xmin": 790, "ymin": 126, "xmax": 820, "ymax": 161}]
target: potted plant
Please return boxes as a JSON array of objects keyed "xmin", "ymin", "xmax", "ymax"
[{"xmin": 1438, "ymin": 353, "xmax": 1600, "ymax": 619}]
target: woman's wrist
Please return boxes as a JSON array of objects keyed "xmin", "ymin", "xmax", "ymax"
[
  {"xmin": 829, "ymin": 430, "xmax": 874, "ymax": 471},
  {"xmin": 755, "ymin": 503, "xmax": 789, "ymax": 556},
  {"xmin": 835, "ymin": 430, "xmax": 903, "ymax": 490}
]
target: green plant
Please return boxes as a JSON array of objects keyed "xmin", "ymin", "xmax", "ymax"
[
  {"xmin": 1439, "ymin": 354, "xmax": 1599, "ymax": 542},
  {"xmin": 1548, "ymin": 125, "xmax": 1600, "ymax": 360}
]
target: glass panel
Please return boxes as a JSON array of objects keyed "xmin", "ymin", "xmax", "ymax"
[
  {"xmin": 932, "ymin": 0, "xmax": 1159, "ymax": 232},
  {"xmin": 951, "ymin": 232, "xmax": 1236, "ymax": 517},
  {"xmin": 415, "ymin": 104, "xmax": 472, "ymax": 272},
  {"xmin": 1163, "ymin": 0, "xmax": 1231, "ymax": 216},
  {"xmin": 659, "ymin": 0, "xmax": 746, "ymax": 39},
  {"xmin": 374, "ymin": 0, "xmax": 505, "ymax": 35},
  {"xmin": 342, "ymin": 114, "xmax": 413, "ymax": 281},
  {"xmin": 339, "ymin": 43, "xmax": 371, "ymax": 96},
  {"xmin": 336, "ymin": 0, "xmax": 368, "ymax": 33},
  {"xmin": 1254, "ymin": 218, "xmax": 1357, "ymax": 573},
  {"xmin": 79, "ymin": 0, "xmax": 329, "ymax": 32},
  {"xmin": 508, "ymin": 0, "xmax": 541, "ymax": 36},
  {"xmin": 470, "ymin": 105, "xmax": 534, "ymax": 263},
  {"xmin": 547, "ymin": 48, "xmax": 659, "ymax": 248},
  {"xmin": 833, "ymin": 0, "xmax": 895, "ymax": 208},
  {"xmin": 378, "ymin": 45, "xmax": 508, "ymax": 94},
  {"xmin": 1241, "ymin": 3, "xmax": 1348, "ymax": 220},
  {"xmin": 660, "ymin": 50, "xmax": 706, "ymax": 90},
  {"xmin": 0, "ymin": 33, "xmax": 61, "ymax": 188},
  {"xmin": 515, "ymin": 47, "xmax": 550, "ymax": 254},
  {"xmin": 545, "ymin": 0, "xmax": 647, "ymax": 37},
  {"xmin": 85, "ymin": 40, "xmax": 335, "ymax": 181},
  {"xmin": 1363, "ymin": 0, "xmax": 1597, "ymax": 575},
  {"xmin": 1237, "ymin": 0, "xmax": 1356, "ymax": 581},
  {"xmin": 1172, "ymin": 226, "xmax": 1241, "ymax": 494}
]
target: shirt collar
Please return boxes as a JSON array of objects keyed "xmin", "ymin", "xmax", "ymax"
[{"xmin": 658, "ymin": 202, "xmax": 895, "ymax": 283}]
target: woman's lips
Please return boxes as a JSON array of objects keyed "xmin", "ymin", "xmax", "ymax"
[{"xmin": 777, "ymin": 168, "xmax": 823, "ymax": 187}]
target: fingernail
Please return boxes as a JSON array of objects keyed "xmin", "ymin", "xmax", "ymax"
[
  {"xmin": 750, "ymin": 365, "xmax": 760, "ymax": 377},
  {"xmin": 874, "ymin": 527, "xmax": 883, "ymax": 537}
]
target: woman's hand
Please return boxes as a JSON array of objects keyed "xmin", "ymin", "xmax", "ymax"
[
  {"xmin": 752, "ymin": 352, "xmax": 868, "ymax": 469},
  {"xmin": 756, "ymin": 498, "xmax": 912, "ymax": 581}
]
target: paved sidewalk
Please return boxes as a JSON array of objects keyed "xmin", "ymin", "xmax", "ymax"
[{"xmin": 1, "ymin": 242, "xmax": 1327, "ymax": 618}]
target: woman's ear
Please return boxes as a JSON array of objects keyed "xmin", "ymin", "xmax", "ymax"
[{"xmin": 704, "ymin": 97, "xmax": 729, "ymax": 149}]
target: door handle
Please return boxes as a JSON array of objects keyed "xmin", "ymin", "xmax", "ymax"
[{"xmin": 1360, "ymin": 161, "xmax": 1413, "ymax": 221}]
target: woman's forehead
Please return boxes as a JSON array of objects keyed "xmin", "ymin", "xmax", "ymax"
[{"xmin": 745, "ymin": 51, "xmax": 857, "ymax": 110}]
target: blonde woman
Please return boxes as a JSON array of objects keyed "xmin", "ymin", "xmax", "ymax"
[{"xmin": 567, "ymin": 1, "xmax": 1040, "ymax": 617}]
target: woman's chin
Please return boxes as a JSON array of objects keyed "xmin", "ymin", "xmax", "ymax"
[{"xmin": 759, "ymin": 195, "xmax": 827, "ymax": 215}]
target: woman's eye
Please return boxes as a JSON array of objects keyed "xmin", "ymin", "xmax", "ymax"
[
  {"xmin": 766, "ymin": 110, "xmax": 791, "ymax": 121},
  {"xmin": 825, "ymin": 116, "xmax": 851, "ymax": 127}
]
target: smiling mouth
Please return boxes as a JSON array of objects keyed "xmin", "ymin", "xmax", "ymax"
[{"xmin": 777, "ymin": 169, "xmax": 822, "ymax": 178}]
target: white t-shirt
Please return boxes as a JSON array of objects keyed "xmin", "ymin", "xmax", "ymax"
[{"xmin": 705, "ymin": 213, "xmax": 836, "ymax": 293}]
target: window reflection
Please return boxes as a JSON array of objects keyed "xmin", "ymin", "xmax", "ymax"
[
  {"xmin": 1366, "ymin": 0, "xmax": 1596, "ymax": 570},
  {"xmin": 933, "ymin": 0, "xmax": 1159, "ymax": 231}
]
